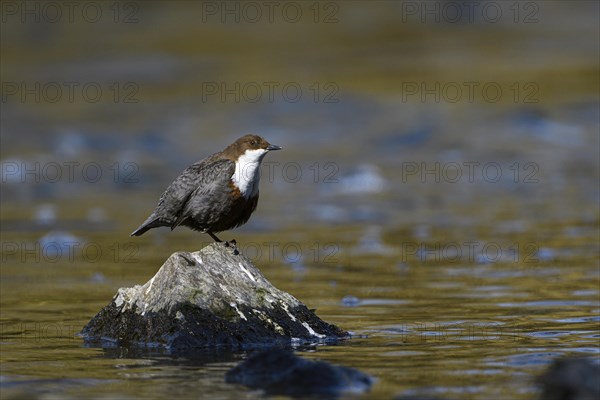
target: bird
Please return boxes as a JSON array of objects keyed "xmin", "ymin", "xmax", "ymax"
[{"xmin": 131, "ymin": 134, "xmax": 281, "ymax": 246}]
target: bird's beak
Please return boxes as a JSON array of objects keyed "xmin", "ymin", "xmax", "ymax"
[{"xmin": 267, "ymin": 144, "xmax": 282, "ymax": 151}]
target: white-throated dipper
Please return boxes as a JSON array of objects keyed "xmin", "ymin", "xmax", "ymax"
[{"xmin": 131, "ymin": 134, "xmax": 281, "ymax": 246}]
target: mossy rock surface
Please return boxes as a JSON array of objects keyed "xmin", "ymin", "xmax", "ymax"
[{"xmin": 80, "ymin": 243, "xmax": 347, "ymax": 351}]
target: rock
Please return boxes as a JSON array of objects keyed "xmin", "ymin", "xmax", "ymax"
[
  {"xmin": 80, "ymin": 243, "xmax": 347, "ymax": 351},
  {"xmin": 225, "ymin": 348, "xmax": 373, "ymax": 396},
  {"xmin": 538, "ymin": 357, "xmax": 600, "ymax": 400}
]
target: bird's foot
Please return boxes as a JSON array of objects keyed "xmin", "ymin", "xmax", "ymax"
[{"xmin": 224, "ymin": 239, "xmax": 239, "ymax": 255}]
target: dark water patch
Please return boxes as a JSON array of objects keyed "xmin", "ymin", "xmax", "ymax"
[
  {"xmin": 497, "ymin": 352, "xmax": 565, "ymax": 367},
  {"xmin": 497, "ymin": 301, "xmax": 597, "ymax": 308},
  {"xmin": 0, "ymin": 376, "xmax": 113, "ymax": 394}
]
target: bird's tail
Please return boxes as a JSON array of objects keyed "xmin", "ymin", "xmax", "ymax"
[{"xmin": 130, "ymin": 215, "xmax": 161, "ymax": 237}]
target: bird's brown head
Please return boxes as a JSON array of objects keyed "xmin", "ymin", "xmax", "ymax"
[{"xmin": 223, "ymin": 134, "xmax": 282, "ymax": 160}]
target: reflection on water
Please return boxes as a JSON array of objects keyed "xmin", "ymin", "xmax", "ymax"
[{"xmin": 1, "ymin": 1, "xmax": 599, "ymax": 399}]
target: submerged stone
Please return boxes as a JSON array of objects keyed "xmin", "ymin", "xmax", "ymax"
[
  {"xmin": 225, "ymin": 348, "xmax": 373, "ymax": 396},
  {"xmin": 538, "ymin": 357, "xmax": 600, "ymax": 400},
  {"xmin": 80, "ymin": 243, "xmax": 347, "ymax": 351}
]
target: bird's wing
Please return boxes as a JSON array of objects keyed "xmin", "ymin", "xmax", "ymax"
[{"xmin": 154, "ymin": 157, "xmax": 235, "ymax": 227}]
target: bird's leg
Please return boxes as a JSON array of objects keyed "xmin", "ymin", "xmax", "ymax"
[{"xmin": 207, "ymin": 231, "xmax": 222, "ymax": 242}]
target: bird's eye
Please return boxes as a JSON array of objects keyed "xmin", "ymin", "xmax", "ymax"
[{"xmin": 250, "ymin": 140, "xmax": 256, "ymax": 145}]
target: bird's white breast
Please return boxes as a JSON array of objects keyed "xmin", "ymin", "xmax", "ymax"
[{"xmin": 232, "ymin": 148, "xmax": 267, "ymax": 198}]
